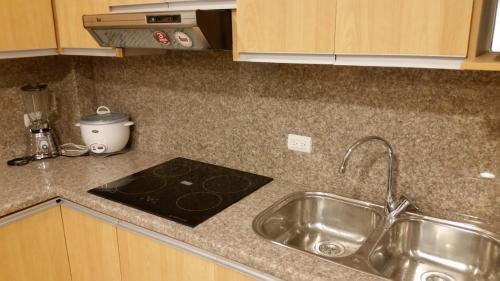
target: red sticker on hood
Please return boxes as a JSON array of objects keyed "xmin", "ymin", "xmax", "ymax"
[{"xmin": 154, "ymin": 31, "xmax": 170, "ymax": 45}]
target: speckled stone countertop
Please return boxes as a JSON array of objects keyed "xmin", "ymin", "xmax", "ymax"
[
  {"xmin": 0, "ymin": 151, "xmax": 385, "ymax": 281},
  {"xmin": 0, "ymin": 151, "xmax": 446, "ymax": 281}
]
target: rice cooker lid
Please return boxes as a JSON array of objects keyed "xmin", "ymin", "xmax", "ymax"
[{"xmin": 80, "ymin": 106, "xmax": 129, "ymax": 125}]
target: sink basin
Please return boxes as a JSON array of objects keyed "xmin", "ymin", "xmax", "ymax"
[
  {"xmin": 253, "ymin": 192, "xmax": 383, "ymax": 259},
  {"xmin": 369, "ymin": 218, "xmax": 500, "ymax": 281},
  {"xmin": 254, "ymin": 192, "xmax": 500, "ymax": 280}
]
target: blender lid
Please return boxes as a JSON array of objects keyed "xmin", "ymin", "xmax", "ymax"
[
  {"xmin": 21, "ymin": 84, "xmax": 47, "ymax": 92},
  {"xmin": 80, "ymin": 106, "xmax": 129, "ymax": 125}
]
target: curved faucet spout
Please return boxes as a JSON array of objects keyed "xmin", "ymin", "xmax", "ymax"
[{"xmin": 339, "ymin": 136, "xmax": 396, "ymax": 213}]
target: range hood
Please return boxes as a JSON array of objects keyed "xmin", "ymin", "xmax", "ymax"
[{"xmin": 83, "ymin": 10, "xmax": 232, "ymax": 51}]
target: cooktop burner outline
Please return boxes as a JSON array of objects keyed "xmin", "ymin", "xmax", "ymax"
[
  {"xmin": 202, "ymin": 175, "xmax": 252, "ymax": 194},
  {"xmin": 175, "ymin": 192, "xmax": 223, "ymax": 212},
  {"xmin": 88, "ymin": 157, "xmax": 273, "ymax": 227}
]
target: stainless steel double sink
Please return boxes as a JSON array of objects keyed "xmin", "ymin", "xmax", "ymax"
[{"xmin": 253, "ymin": 192, "xmax": 500, "ymax": 281}]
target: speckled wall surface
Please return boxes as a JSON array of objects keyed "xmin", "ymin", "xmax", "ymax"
[
  {"xmin": 1, "ymin": 52, "xmax": 498, "ymax": 226},
  {"xmin": 90, "ymin": 51, "xmax": 499, "ymax": 224},
  {"xmin": 0, "ymin": 56, "xmax": 96, "ymax": 160}
]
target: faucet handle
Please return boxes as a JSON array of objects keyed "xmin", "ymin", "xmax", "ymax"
[
  {"xmin": 385, "ymin": 195, "xmax": 417, "ymax": 228},
  {"xmin": 398, "ymin": 195, "xmax": 420, "ymax": 213}
]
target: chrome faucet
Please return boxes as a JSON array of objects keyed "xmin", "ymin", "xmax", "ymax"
[{"xmin": 339, "ymin": 136, "xmax": 416, "ymax": 223}]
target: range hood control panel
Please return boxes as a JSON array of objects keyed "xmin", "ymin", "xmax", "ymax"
[{"xmin": 146, "ymin": 15, "xmax": 181, "ymax": 24}]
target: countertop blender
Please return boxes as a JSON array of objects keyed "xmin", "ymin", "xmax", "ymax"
[{"xmin": 22, "ymin": 84, "xmax": 60, "ymax": 160}]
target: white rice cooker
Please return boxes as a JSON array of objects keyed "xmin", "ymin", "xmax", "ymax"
[{"xmin": 76, "ymin": 106, "xmax": 134, "ymax": 154}]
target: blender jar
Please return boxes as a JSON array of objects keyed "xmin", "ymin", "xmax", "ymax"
[{"xmin": 21, "ymin": 84, "xmax": 51, "ymax": 130}]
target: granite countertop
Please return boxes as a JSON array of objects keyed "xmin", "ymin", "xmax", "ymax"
[{"xmin": 0, "ymin": 151, "xmax": 385, "ymax": 281}]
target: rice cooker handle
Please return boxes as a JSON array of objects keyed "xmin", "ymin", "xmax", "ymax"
[
  {"xmin": 123, "ymin": 121, "xmax": 134, "ymax": 127},
  {"xmin": 96, "ymin": 106, "xmax": 111, "ymax": 115}
]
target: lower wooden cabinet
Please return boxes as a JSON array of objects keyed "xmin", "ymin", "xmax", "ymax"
[
  {"xmin": 117, "ymin": 228, "xmax": 255, "ymax": 281},
  {"xmin": 0, "ymin": 207, "xmax": 71, "ymax": 281},
  {"xmin": 0, "ymin": 205, "xmax": 258, "ymax": 281},
  {"xmin": 61, "ymin": 206, "xmax": 122, "ymax": 281}
]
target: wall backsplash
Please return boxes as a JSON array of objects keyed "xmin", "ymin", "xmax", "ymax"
[
  {"xmin": 1, "ymin": 52, "xmax": 498, "ymax": 225},
  {"xmin": 0, "ymin": 56, "xmax": 97, "ymax": 161},
  {"xmin": 90, "ymin": 52, "xmax": 499, "ymax": 223}
]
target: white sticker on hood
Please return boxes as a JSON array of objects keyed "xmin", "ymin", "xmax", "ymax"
[{"xmin": 174, "ymin": 31, "xmax": 193, "ymax": 48}]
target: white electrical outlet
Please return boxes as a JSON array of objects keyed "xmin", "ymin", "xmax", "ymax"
[{"xmin": 287, "ymin": 134, "xmax": 312, "ymax": 153}]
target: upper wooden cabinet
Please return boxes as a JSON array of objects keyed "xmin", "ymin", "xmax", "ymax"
[
  {"xmin": 52, "ymin": 0, "xmax": 112, "ymax": 50},
  {"xmin": 52, "ymin": 0, "xmax": 166, "ymax": 54},
  {"xmin": 335, "ymin": 0, "xmax": 474, "ymax": 57},
  {"xmin": 235, "ymin": 0, "xmax": 336, "ymax": 54},
  {"xmin": 61, "ymin": 206, "xmax": 122, "ymax": 281},
  {"xmin": 0, "ymin": 0, "xmax": 57, "ymax": 52},
  {"xmin": 0, "ymin": 207, "xmax": 71, "ymax": 281},
  {"xmin": 462, "ymin": 0, "xmax": 500, "ymax": 71}
]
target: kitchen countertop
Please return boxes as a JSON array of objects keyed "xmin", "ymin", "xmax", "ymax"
[{"xmin": 0, "ymin": 151, "xmax": 388, "ymax": 281}]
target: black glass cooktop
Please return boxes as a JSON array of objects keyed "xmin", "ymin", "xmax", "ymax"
[{"xmin": 88, "ymin": 157, "xmax": 273, "ymax": 227}]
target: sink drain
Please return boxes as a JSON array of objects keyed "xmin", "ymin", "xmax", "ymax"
[
  {"xmin": 421, "ymin": 272, "xmax": 455, "ymax": 281},
  {"xmin": 314, "ymin": 241, "xmax": 346, "ymax": 257}
]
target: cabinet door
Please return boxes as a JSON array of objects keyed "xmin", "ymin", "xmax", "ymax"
[
  {"xmin": 61, "ymin": 206, "xmax": 122, "ymax": 281},
  {"xmin": 236, "ymin": 0, "xmax": 336, "ymax": 54},
  {"xmin": 335, "ymin": 0, "xmax": 473, "ymax": 57},
  {"xmin": 0, "ymin": 0, "xmax": 57, "ymax": 51},
  {"xmin": 53, "ymin": 0, "xmax": 111, "ymax": 49},
  {"xmin": 0, "ymin": 207, "xmax": 71, "ymax": 281},
  {"xmin": 117, "ymin": 228, "xmax": 254, "ymax": 281}
]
